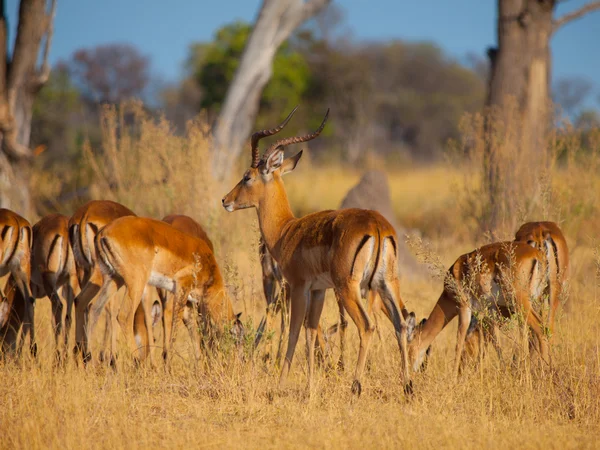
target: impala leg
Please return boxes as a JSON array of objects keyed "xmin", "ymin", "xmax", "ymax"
[
  {"xmin": 159, "ymin": 289, "xmax": 173, "ymax": 363},
  {"xmin": 337, "ymin": 282, "xmax": 374, "ymax": 396},
  {"xmin": 337, "ymin": 301, "xmax": 348, "ymax": 372},
  {"xmin": 139, "ymin": 285, "xmax": 156, "ymax": 366},
  {"xmin": 42, "ymin": 274, "xmax": 64, "ymax": 361},
  {"xmin": 133, "ymin": 302, "xmax": 149, "ymax": 361},
  {"xmin": 13, "ymin": 268, "xmax": 36, "ymax": 357},
  {"xmin": 275, "ymin": 287, "xmax": 289, "ymax": 368},
  {"xmin": 278, "ymin": 284, "xmax": 308, "ymax": 390},
  {"xmin": 547, "ymin": 278, "xmax": 561, "ymax": 342},
  {"xmin": 182, "ymin": 300, "xmax": 201, "ymax": 363},
  {"xmin": 74, "ymin": 268, "xmax": 102, "ymax": 360},
  {"xmin": 525, "ymin": 308, "xmax": 550, "ymax": 366},
  {"xmin": 305, "ymin": 289, "xmax": 325, "ymax": 392},
  {"xmin": 377, "ymin": 277, "xmax": 412, "ymax": 387},
  {"xmin": 60, "ymin": 274, "xmax": 77, "ymax": 358},
  {"xmin": 116, "ymin": 280, "xmax": 148, "ymax": 364},
  {"xmin": 454, "ymin": 306, "xmax": 472, "ymax": 379},
  {"xmin": 99, "ymin": 294, "xmax": 120, "ymax": 365},
  {"xmin": 85, "ymin": 277, "xmax": 120, "ymax": 364}
]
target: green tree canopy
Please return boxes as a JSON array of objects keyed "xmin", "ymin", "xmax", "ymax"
[{"xmin": 191, "ymin": 21, "xmax": 311, "ymax": 120}]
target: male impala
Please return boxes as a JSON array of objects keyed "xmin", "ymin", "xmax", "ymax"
[
  {"xmin": 68, "ymin": 200, "xmax": 136, "ymax": 362},
  {"xmin": 408, "ymin": 241, "xmax": 550, "ymax": 377},
  {"xmin": 222, "ymin": 108, "xmax": 416, "ymax": 394},
  {"xmin": 0, "ymin": 208, "xmax": 35, "ymax": 355},
  {"xmin": 462, "ymin": 221, "xmax": 569, "ymax": 363},
  {"xmin": 30, "ymin": 214, "xmax": 79, "ymax": 360},
  {"xmin": 82, "ymin": 216, "xmax": 243, "ymax": 364}
]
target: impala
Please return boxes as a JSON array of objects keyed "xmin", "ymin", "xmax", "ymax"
[
  {"xmin": 30, "ymin": 214, "xmax": 79, "ymax": 359},
  {"xmin": 82, "ymin": 216, "xmax": 243, "ymax": 364},
  {"xmin": 68, "ymin": 200, "xmax": 136, "ymax": 362},
  {"xmin": 0, "ymin": 208, "xmax": 35, "ymax": 355},
  {"xmin": 462, "ymin": 221, "xmax": 569, "ymax": 363},
  {"xmin": 222, "ymin": 108, "xmax": 416, "ymax": 394},
  {"xmin": 408, "ymin": 241, "xmax": 550, "ymax": 377},
  {"xmin": 157, "ymin": 214, "xmax": 220, "ymax": 362}
]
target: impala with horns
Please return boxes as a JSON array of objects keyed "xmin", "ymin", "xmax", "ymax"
[
  {"xmin": 222, "ymin": 107, "xmax": 416, "ymax": 395},
  {"xmin": 68, "ymin": 200, "xmax": 136, "ymax": 363},
  {"xmin": 30, "ymin": 214, "xmax": 80, "ymax": 360},
  {"xmin": 82, "ymin": 216, "xmax": 243, "ymax": 364},
  {"xmin": 408, "ymin": 241, "xmax": 551, "ymax": 377},
  {"xmin": 0, "ymin": 208, "xmax": 35, "ymax": 355},
  {"xmin": 462, "ymin": 221, "xmax": 569, "ymax": 364}
]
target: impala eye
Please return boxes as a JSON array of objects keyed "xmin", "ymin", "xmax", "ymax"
[{"xmin": 243, "ymin": 173, "xmax": 251, "ymax": 183}]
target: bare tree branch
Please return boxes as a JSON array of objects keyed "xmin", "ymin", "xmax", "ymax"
[
  {"xmin": 32, "ymin": 0, "xmax": 57, "ymax": 87},
  {"xmin": 211, "ymin": 0, "xmax": 331, "ymax": 180},
  {"xmin": 553, "ymin": 1, "xmax": 600, "ymax": 32}
]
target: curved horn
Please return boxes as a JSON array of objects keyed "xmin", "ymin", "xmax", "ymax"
[
  {"xmin": 250, "ymin": 106, "xmax": 299, "ymax": 168},
  {"xmin": 262, "ymin": 109, "xmax": 329, "ymax": 162}
]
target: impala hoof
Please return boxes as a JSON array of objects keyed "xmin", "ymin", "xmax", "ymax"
[
  {"xmin": 404, "ymin": 380, "xmax": 414, "ymax": 396},
  {"xmin": 30, "ymin": 343, "xmax": 38, "ymax": 358},
  {"xmin": 351, "ymin": 379, "xmax": 362, "ymax": 396},
  {"xmin": 83, "ymin": 352, "xmax": 92, "ymax": 365}
]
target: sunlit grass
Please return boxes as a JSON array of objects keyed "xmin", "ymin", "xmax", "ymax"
[{"xmin": 2, "ymin": 105, "xmax": 600, "ymax": 448}]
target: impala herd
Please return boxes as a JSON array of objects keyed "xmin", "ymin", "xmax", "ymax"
[{"xmin": 0, "ymin": 107, "xmax": 569, "ymax": 396}]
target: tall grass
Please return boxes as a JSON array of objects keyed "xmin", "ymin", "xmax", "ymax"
[{"xmin": 2, "ymin": 104, "xmax": 600, "ymax": 448}]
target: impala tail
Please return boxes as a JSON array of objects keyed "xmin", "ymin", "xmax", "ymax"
[
  {"xmin": 95, "ymin": 235, "xmax": 117, "ymax": 277},
  {"xmin": 68, "ymin": 223, "xmax": 87, "ymax": 267}
]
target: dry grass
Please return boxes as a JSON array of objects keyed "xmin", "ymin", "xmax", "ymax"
[{"xmin": 2, "ymin": 106, "xmax": 600, "ymax": 449}]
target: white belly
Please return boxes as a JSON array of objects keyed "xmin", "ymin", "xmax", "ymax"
[{"xmin": 149, "ymin": 271, "xmax": 176, "ymax": 292}]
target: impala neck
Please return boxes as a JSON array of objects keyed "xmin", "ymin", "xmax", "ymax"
[
  {"xmin": 413, "ymin": 290, "xmax": 458, "ymax": 352},
  {"xmin": 256, "ymin": 174, "xmax": 295, "ymax": 258}
]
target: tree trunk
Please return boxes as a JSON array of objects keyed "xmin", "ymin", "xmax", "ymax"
[
  {"xmin": 0, "ymin": 0, "xmax": 55, "ymax": 214},
  {"xmin": 484, "ymin": 0, "xmax": 600, "ymax": 231},
  {"xmin": 211, "ymin": 0, "xmax": 330, "ymax": 180},
  {"xmin": 484, "ymin": 0, "xmax": 553, "ymax": 231}
]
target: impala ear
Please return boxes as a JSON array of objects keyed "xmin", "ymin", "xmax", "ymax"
[
  {"xmin": 280, "ymin": 150, "xmax": 303, "ymax": 175},
  {"xmin": 262, "ymin": 146, "xmax": 284, "ymax": 175}
]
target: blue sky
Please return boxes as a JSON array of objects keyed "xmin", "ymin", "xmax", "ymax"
[{"xmin": 7, "ymin": 1, "xmax": 600, "ymax": 96}]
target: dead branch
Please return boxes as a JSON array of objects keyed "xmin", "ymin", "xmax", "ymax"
[{"xmin": 553, "ymin": 1, "xmax": 600, "ymax": 32}]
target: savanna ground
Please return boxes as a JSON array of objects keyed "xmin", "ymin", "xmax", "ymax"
[{"xmin": 1, "ymin": 103, "xmax": 600, "ymax": 449}]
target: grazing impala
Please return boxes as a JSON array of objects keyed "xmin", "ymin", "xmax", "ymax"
[
  {"xmin": 68, "ymin": 200, "xmax": 136, "ymax": 362},
  {"xmin": 30, "ymin": 214, "xmax": 79, "ymax": 359},
  {"xmin": 158, "ymin": 214, "xmax": 219, "ymax": 362},
  {"xmin": 222, "ymin": 108, "xmax": 416, "ymax": 394},
  {"xmin": 82, "ymin": 216, "xmax": 243, "ymax": 364},
  {"xmin": 462, "ymin": 221, "xmax": 569, "ymax": 364},
  {"xmin": 0, "ymin": 208, "xmax": 35, "ymax": 355},
  {"xmin": 408, "ymin": 241, "xmax": 550, "ymax": 377}
]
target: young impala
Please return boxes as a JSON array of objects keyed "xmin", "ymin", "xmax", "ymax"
[
  {"xmin": 408, "ymin": 241, "xmax": 550, "ymax": 377},
  {"xmin": 462, "ymin": 221, "xmax": 569, "ymax": 364},
  {"xmin": 222, "ymin": 108, "xmax": 415, "ymax": 395}
]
